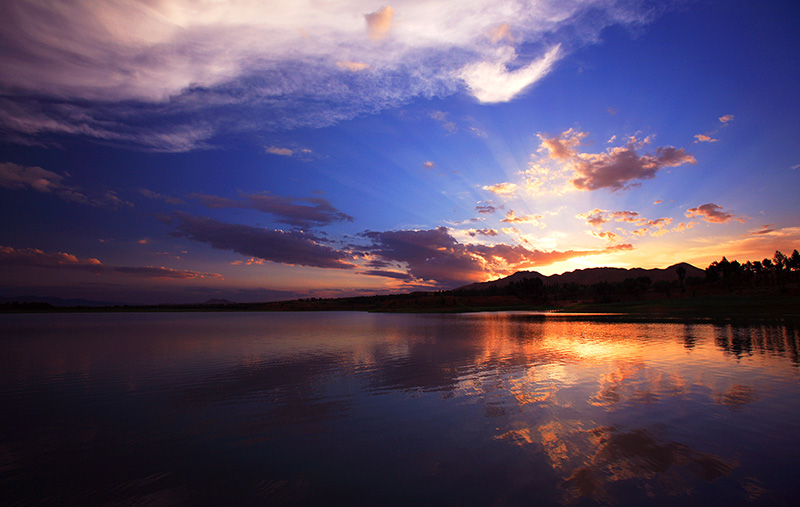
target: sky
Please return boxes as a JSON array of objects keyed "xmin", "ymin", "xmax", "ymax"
[{"xmin": 1, "ymin": 0, "xmax": 799, "ymax": 304}]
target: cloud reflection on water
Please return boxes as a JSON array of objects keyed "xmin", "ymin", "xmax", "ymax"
[{"xmin": 2, "ymin": 313, "xmax": 799, "ymax": 504}]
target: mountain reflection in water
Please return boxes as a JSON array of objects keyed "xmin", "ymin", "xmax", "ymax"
[{"xmin": 1, "ymin": 312, "xmax": 799, "ymax": 505}]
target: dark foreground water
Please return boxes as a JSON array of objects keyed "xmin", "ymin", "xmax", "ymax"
[{"xmin": 1, "ymin": 312, "xmax": 799, "ymax": 506}]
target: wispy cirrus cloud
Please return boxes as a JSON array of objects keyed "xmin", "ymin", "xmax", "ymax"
[
  {"xmin": 191, "ymin": 192, "xmax": 353, "ymax": 228},
  {"xmin": 685, "ymin": 203, "xmax": 746, "ymax": 224},
  {"xmin": 166, "ymin": 213, "xmax": 356, "ymax": 270},
  {"xmin": 0, "ymin": 1, "xmax": 669, "ymax": 149}
]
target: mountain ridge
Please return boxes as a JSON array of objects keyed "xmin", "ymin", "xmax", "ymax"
[{"xmin": 458, "ymin": 263, "xmax": 704, "ymax": 291}]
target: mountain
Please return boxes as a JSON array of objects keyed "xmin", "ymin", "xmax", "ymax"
[{"xmin": 458, "ymin": 263, "xmax": 704, "ymax": 291}]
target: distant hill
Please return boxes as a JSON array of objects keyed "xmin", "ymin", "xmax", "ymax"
[
  {"xmin": 459, "ymin": 263, "xmax": 704, "ymax": 291},
  {"xmin": 0, "ymin": 295, "xmax": 123, "ymax": 307},
  {"xmin": 202, "ymin": 299, "xmax": 235, "ymax": 305}
]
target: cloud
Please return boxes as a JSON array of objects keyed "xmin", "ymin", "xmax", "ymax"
[
  {"xmin": 467, "ymin": 228, "xmax": 499, "ymax": 237},
  {"xmin": 475, "ymin": 203, "xmax": 499, "ymax": 214},
  {"xmin": 719, "ymin": 114, "xmax": 734, "ymax": 124},
  {"xmin": 360, "ymin": 269, "xmax": 414, "ymax": 280},
  {"xmin": 0, "ymin": 161, "xmax": 65, "ymax": 192},
  {"xmin": 570, "ymin": 143, "xmax": 696, "ymax": 191},
  {"xmin": 265, "ymin": 146, "xmax": 294, "ymax": 156},
  {"xmin": 538, "ymin": 128, "xmax": 587, "ymax": 160},
  {"xmin": 483, "ymin": 182, "xmax": 518, "ymax": 195},
  {"xmin": 0, "ymin": 161, "xmax": 132, "ymax": 208},
  {"xmin": 361, "ymin": 227, "xmax": 635, "ymax": 287},
  {"xmin": 501, "ymin": 210, "xmax": 545, "ymax": 226},
  {"xmin": 429, "ymin": 110, "xmax": 457, "ymax": 133},
  {"xmin": 423, "ymin": 161, "xmax": 435, "ymax": 168},
  {"xmin": 138, "ymin": 188, "xmax": 185, "ymax": 205},
  {"xmin": 0, "ymin": 245, "xmax": 220, "ymax": 279},
  {"xmin": 578, "ymin": 208, "xmax": 677, "ymax": 238},
  {"xmin": 694, "ymin": 134, "xmax": 718, "ymax": 143},
  {"xmin": 749, "ymin": 224, "xmax": 776, "ymax": 236},
  {"xmin": 686, "ymin": 203, "xmax": 746, "ymax": 224},
  {"xmin": 365, "ymin": 5, "xmax": 395, "ymax": 41},
  {"xmin": 0, "ymin": 1, "xmax": 666, "ymax": 148},
  {"xmin": 191, "ymin": 192, "xmax": 353, "ymax": 228},
  {"xmin": 488, "ymin": 23, "xmax": 514, "ymax": 44},
  {"xmin": 166, "ymin": 213, "xmax": 356, "ymax": 270},
  {"xmin": 336, "ymin": 61, "xmax": 370, "ymax": 72},
  {"xmin": 671, "ymin": 221, "xmax": 696, "ymax": 233},
  {"xmin": 524, "ymin": 131, "xmax": 697, "ymax": 194},
  {"xmin": 653, "ymin": 199, "xmax": 663, "ymax": 204},
  {"xmin": 577, "ymin": 209, "xmax": 645, "ymax": 228},
  {"xmin": 460, "ymin": 44, "xmax": 562, "ymax": 103}
]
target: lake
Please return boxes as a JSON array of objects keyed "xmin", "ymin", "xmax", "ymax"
[{"xmin": 1, "ymin": 311, "xmax": 799, "ymax": 505}]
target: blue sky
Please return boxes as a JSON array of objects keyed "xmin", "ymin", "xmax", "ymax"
[{"xmin": 1, "ymin": 0, "xmax": 799, "ymax": 303}]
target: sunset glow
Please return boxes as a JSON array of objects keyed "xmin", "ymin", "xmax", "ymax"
[{"xmin": 1, "ymin": 0, "xmax": 798, "ymax": 303}]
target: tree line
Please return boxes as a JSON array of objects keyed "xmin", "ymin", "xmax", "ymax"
[
  {"xmin": 705, "ymin": 249, "xmax": 800, "ymax": 288},
  {"xmin": 453, "ymin": 248, "xmax": 799, "ymax": 303}
]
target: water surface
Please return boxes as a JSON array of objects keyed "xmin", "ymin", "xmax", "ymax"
[{"xmin": 1, "ymin": 312, "xmax": 799, "ymax": 505}]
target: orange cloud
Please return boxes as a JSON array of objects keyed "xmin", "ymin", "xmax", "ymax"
[
  {"xmin": 591, "ymin": 230, "xmax": 620, "ymax": 242},
  {"xmin": 483, "ymin": 182, "xmax": 518, "ymax": 195},
  {"xmin": 501, "ymin": 210, "xmax": 544, "ymax": 224},
  {"xmin": 365, "ymin": 6, "xmax": 394, "ymax": 41},
  {"xmin": 694, "ymin": 134, "xmax": 718, "ymax": 143},
  {"xmin": 336, "ymin": 61, "xmax": 370, "ymax": 71},
  {"xmin": 361, "ymin": 227, "xmax": 636, "ymax": 287},
  {"xmin": 719, "ymin": 114, "xmax": 734, "ymax": 124},
  {"xmin": 538, "ymin": 128, "xmax": 587, "ymax": 160},
  {"xmin": 423, "ymin": 161, "xmax": 435, "ymax": 168}
]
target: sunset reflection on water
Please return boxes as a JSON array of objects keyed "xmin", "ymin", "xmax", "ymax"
[{"xmin": 1, "ymin": 312, "xmax": 799, "ymax": 505}]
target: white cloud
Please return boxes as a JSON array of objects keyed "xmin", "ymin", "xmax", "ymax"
[
  {"xmin": 0, "ymin": 0, "xmax": 667, "ymax": 148},
  {"xmin": 460, "ymin": 44, "xmax": 562, "ymax": 103}
]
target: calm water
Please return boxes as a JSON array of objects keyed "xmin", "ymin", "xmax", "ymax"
[{"xmin": 1, "ymin": 312, "xmax": 799, "ymax": 506}]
